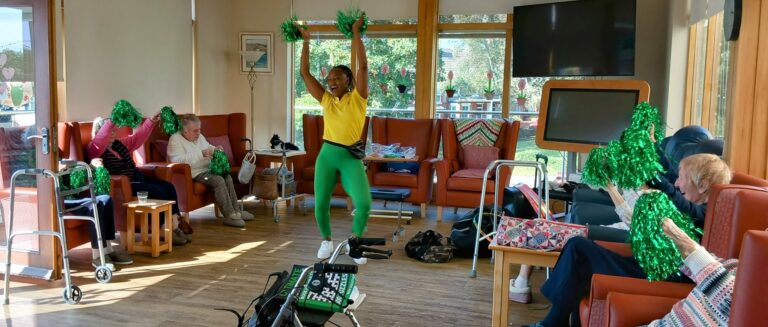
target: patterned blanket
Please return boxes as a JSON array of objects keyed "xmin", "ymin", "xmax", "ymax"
[{"xmin": 453, "ymin": 118, "xmax": 505, "ymax": 147}]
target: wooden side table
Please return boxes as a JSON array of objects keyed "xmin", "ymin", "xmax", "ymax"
[
  {"xmin": 489, "ymin": 243, "xmax": 561, "ymax": 327},
  {"xmin": 124, "ymin": 200, "xmax": 175, "ymax": 257}
]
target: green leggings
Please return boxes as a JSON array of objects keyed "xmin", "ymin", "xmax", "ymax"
[{"xmin": 314, "ymin": 141, "xmax": 371, "ymax": 239}]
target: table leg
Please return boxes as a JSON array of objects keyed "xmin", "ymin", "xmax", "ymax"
[
  {"xmin": 492, "ymin": 250, "xmax": 511, "ymax": 327},
  {"xmin": 151, "ymin": 209, "xmax": 160, "ymax": 257},
  {"xmin": 166, "ymin": 207, "xmax": 173, "ymax": 253},
  {"xmin": 127, "ymin": 208, "xmax": 135, "ymax": 254},
  {"xmin": 140, "ymin": 210, "xmax": 149, "ymax": 245}
]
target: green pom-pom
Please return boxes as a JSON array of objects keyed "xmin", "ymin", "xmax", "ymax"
[
  {"xmin": 93, "ymin": 166, "xmax": 111, "ymax": 195},
  {"xmin": 630, "ymin": 102, "xmax": 665, "ymax": 144},
  {"xmin": 111, "ymin": 99, "xmax": 143, "ymax": 128},
  {"xmin": 335, "ymin": 8, "xmax": 367, "ymax": 38},
  {"xmin": 582, "ymin": 142, "xmax": 620, "ymax": 187},
  {"xmin": 69, "ymin": 167, "xmax": 87, "ymax": 189},
  {"xmin": 160, "ymin": 106, "xmax": 182, "ymax": 135},
  {"xmin": 630, "ymin": 192, "xmax": 701, "ymax": 281},
  {"xmin": 281, "ymin": 15, "xmax": 306, "ymax": 43},
  {"xmin": 209, "ymin": 149, "xmax": 231, "ymax": 175},
  {"xmin": 615, "ymin": 129, "xmax": 664, "ymax": 189}
]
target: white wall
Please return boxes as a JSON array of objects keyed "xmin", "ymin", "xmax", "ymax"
[
  {"xmin": 664, "ymin": 0, "xmax": 692, "ymax": 135},
  {"xmin": 634, "ymin": 0, "xmax": 672, "ymax": 128},
  {"xmin": 62, "ymin": 0, "xmax": 193, "ymax": 122}
]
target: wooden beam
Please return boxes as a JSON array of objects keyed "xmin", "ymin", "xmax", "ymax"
[
  {"xmin": 501, "ymin": 14, "xmax": 512, "ymax": 118},
  {"xmin": 309, "ymin": 24, "xmax": 416, "ymax": 33},
  {"xmin": 726, "ymin": 0, "xmax": 762, "ymax": 176},
  {"xmin": 438, "ymin": 22, "xmax": 511, "ymax": 31},
  {"xmin": 700, "ymin": 17, "xmax": 718, "ymax": 130},
  {"xmin": 683, "ymin": 24, "xmax": 697, "ymax": 125},
  {"xmin": 708, "ymin": 14, "xmax": 724, "ymax": 131},
  {"xmin": 414, "ymin": 0, "xmax": 438, "ymax": 119}
]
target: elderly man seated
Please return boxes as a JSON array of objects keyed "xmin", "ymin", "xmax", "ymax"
[{"xmin": 167, "ymin": 114, "xmax": 253, "ymax": 227}]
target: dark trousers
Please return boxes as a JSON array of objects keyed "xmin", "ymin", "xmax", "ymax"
[
  {"xmin": 131, "ymin": 175, "xmax": 181, "ymax": 225},
  {"xmin": 540, "ymin": 237, "xmax": 648, "ymax": 327},
  {"xmin": 64, "ymin": 194, "xmax": 115, "ymax": 249}
]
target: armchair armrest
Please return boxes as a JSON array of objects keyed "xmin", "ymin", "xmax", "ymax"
[
  {"xmin": 434, "ymin": 159, "xmax": 456, "ymax": 179},
  {"xmin": 110, "ymin": 175, "xmax": 132, "ymax": 201},
  {"xmin": 594, "ymin": 240, "xmax": 633, "ymax": 257},
  {"xmin": 591, "ymin": 274, "xmax": 694, "ymax": 300},
  {"xmin": 606, "ymin": 292, "xmax": 680, "ymax": 327}
]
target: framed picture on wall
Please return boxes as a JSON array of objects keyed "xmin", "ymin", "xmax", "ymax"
[{"xmin": 240, "ymin": 32, "xmax": 273, "ymax": 74}]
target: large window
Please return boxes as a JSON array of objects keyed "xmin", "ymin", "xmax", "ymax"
[{"xmin": 684, "ymin": 12, "xmax": 730, "ymax": 138}]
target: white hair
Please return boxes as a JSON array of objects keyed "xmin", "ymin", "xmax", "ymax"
[{"xmin": 92, "ymin": 117, "xmax": 106, "ymax": 139}]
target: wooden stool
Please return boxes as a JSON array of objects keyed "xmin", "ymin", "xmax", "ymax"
[{"xmin": 124, "ymin": 200, "xmax": 175, "ymax": 257}]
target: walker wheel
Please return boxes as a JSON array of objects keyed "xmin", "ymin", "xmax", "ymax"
[
  {"xmin": 95, "ymin": 266, "xmax": 112, "ymax": 284},
  {"xmin": 63, "ymin": 285, "xmax": 82, "ymax": 304}
]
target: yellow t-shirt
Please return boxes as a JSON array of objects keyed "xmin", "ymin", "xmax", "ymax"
[{"xmin": 320, "ymin": 88, "xmax": 367, "ymax": 146}]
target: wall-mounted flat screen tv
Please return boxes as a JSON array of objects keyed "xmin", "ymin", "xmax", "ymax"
[{"xmin": 513, "ymin": 0, "xmax": 637, "ymax": 77}]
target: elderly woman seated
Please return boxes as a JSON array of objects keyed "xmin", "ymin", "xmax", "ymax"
[
  {"xmin": 166, "ymin": 114, "xmax": 252, "ymax": 227},
  {"xmin": 88, "ymin": 112, "xmax": 191, "ymax": 245}
]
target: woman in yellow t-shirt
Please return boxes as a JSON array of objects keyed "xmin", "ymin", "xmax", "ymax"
[{"xmin": 297, "ymin": 16, "xmax": 371, "ymax": 264}]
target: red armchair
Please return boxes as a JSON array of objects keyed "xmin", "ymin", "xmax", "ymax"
[
  {"xmin": 366, "ymin": 117, "xmax": 440, "ymax": 218},
  {"xmin": 143, "ymin": 113, "xmax": 252, "ymax": 215},
  {"xmin": 580, "ymin": 183, "xmax": 768, "ymax": 327},
  {"xmin": 294, "ymin": 114, "xmax": 370, "ymax": 208},
  {"xmin": 433, "ymin": 119, "xmax": 520, "ymax": 221}
]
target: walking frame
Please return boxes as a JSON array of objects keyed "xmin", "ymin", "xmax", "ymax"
[
  {"xmin": 469, "ymin": 159, "xmax": 550, "ymax": 278},
  {"xmin": 3, "ymin": 160, "xmax": 112, "ymax": 305}
]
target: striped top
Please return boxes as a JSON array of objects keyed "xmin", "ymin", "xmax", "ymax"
[
  {"xmin": 99, "ymin": 140, "xmax": 136, "ymax": 179},
  {"xmin": 646, "ymin": 246, "xmax": 737, "ymax": 327}
]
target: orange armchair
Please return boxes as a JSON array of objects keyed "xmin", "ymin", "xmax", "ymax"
[
  {"xmin": 580, "ymin": 183, "xmax": 768, "ymax": 327},
  {"xmin": 433, "ymin": 119, "xmax": 520, "ymax": 221},
  {"xmin": 294, "ymin": 114, "xmax": 370, "ymax": 205},
  {"xmin": 143, "ymin": 113, "xmax": 252, "ymax": 215},
  {"xmin": 366, "ymin": 117, "xmax": 440, "ymax": 218}
]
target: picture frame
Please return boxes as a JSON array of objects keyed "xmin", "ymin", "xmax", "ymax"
[{"xmin": 239, "ymin": 32, "xmax": 273, "ymax": 74}]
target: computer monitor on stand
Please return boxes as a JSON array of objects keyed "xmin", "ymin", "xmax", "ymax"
[{"xmin": 535, "ymin": 79, "xmax": 651, "ymax": 179}]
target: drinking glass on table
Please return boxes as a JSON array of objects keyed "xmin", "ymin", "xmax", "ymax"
[{"xmin": 137, "ymin": 191, "xmax": 148, "ymax": 204}]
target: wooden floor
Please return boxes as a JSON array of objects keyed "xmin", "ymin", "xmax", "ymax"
[{"xmin": 1, "ymin": 198, "xmax": 549, "ymax": 326}]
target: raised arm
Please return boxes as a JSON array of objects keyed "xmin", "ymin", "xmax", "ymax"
[
  {"xmin": 87, "ymin": 119, "xmax": 115, "ymax": 160},
  {"xmin": 121, "ymin": 112, "xmax": 160, "ymax": 152},
  {"xmin": 297, "ymin": 24, "xmax": 325, "ymax": 102},
  {"xmin": 352, "ymin": 15, "xmax": 368, "ymax": 99}
]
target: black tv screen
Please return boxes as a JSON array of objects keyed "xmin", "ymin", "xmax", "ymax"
[
  {"xmin": 513, "ymin": 0, "xmax": 636, "ymax": 77},
  {"xmin": 544, "ymin": 89, "xmax": 638, "ymax": 145}
]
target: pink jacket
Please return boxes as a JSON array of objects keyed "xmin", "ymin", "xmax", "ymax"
[{"xmin": 87, "ymin": 119, "xmax": 158, "ymax": 160}]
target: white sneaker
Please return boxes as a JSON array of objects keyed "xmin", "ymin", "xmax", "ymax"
[
  {"xmin": 344, "ymin": 244, "xmax": 367, "ymax": 265},
  {"xmin": 317, "ymin": 240, "xmax": 334, "ymax": 259}
]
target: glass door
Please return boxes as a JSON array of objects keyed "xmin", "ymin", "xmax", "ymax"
[{"xmin": 0, "ymin": 0, "xmax": 57, "ymax": 279}]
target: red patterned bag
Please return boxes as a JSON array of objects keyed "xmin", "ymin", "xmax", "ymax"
[
  {"xmin": 495, "ymin": 217, "xmax": 587, "ymax": 251},
  {"xmin": 493, "ymin": 183, "xmax": 587, "ymax": 251}
]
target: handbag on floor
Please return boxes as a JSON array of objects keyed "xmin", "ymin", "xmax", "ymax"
[
  {"xmin": 405, "ymin": 230, "xmax": 456, "ymax": 263},
  {"xmin": 252, "ymin": 169, "xmax": 278, "ymax": 200}
]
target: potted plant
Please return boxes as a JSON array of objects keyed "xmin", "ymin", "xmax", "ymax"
[
  {"xmin": 378, "ymin": 64, "xmax": 390, "ymax": 94},
  {"xmin": 483, "ymin": 70, "xmax": 495, "ymax": 100},
  {"xmin": 394, "ymin": 67, "xmax": 412, "ymax": 94},
  {"xmin": 445, "ymin": 70, "xmax": 457, "ymax": 97},
  {"xmin": 515, "ymin": 78, "xmax": 528, "ymax": 106}
]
